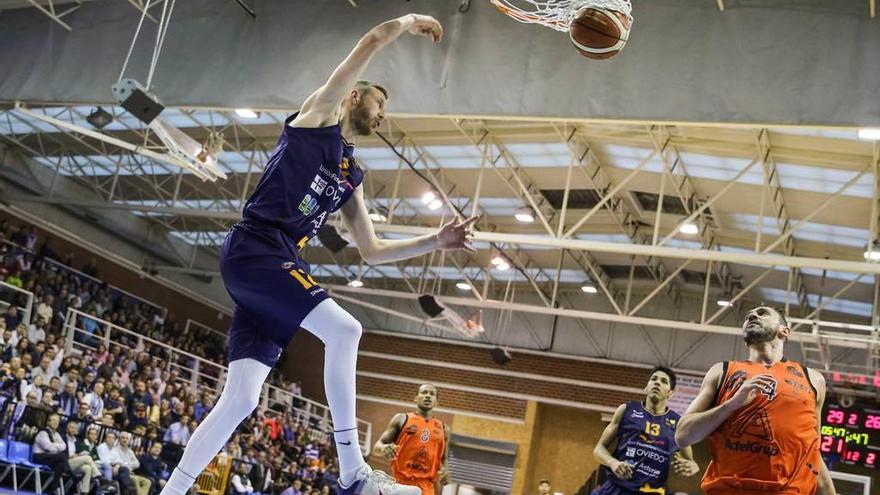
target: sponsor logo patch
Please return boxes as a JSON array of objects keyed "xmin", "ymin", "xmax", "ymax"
[
  {"xmin": 310, "ymin": 175, "xmax": 328, "ymax": 194},
  {"xmin": 298, "ymin": 194, "xmax": 318, "ymax": 216},
  {"xmin": 724, "ymin": 439, "xmax": 780, "ymax": 456}
]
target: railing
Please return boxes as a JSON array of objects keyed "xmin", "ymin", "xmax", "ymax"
[
  {"xmin": 0, "ymin": 237, "xmax": 167, "ymax": 317},
  {"xmin": 0, "ymin": 280, "xmax": 33, "ymax": 326},
  {"xmin": 184, "ymin": 318, "xmax": 228, "ymax": 343},
  {"xmin": 44, "ymin": 257, "xmax": 166, "ymax": 316},
  {"xmin": 63, "ymin": 309, "xmax": 372, "ymax": 454}
]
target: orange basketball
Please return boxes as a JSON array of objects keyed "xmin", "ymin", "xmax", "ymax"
[{"xmin": 569, "ymin": 8, "xmax": 632, "ymax": 60}]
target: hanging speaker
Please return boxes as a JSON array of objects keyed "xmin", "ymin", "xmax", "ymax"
[
  {"xmin": 490, "ymin": 347, "xmax": 511, "ymax": 365},
  {"xmin": 418, "ymin": 294, "xmax": 444, "ymax": 318},
  {"xmin": 111, "ymin": 78, "xmax": 165, "ymax": 124}
]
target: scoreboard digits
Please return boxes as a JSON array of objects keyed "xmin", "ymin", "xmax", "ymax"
[{"xmin": 821, "ymin": 404, "xmax": 880, "ymax": 469}]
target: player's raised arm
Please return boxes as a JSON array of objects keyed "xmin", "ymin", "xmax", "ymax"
[{"xmin": 295, "ymin": 14, "xmax": 443, "ymax": 128}]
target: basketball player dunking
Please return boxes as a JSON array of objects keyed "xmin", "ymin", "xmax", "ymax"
[
  {"xmin": 676, "ymin": 306, "xmax": 836, "ymax": 494},
  {"xmin": 373, "ymin": 384, "xmax": 450, "ymax": 495},
  {"xmin": 159, "ymin": 14, "xmax": 479, "ymax": 495},
  {"xmin": 592, "ymin": 366, "xmax": 700, "ymax": 495}
]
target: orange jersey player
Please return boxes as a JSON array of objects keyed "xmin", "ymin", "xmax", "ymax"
[
  {"xmin": 676, "ymin": 306, "xmax": 836, "ymax": 495},
  {"xmin": 373, "ymin": 384, "xmax": 450, "ymax": 495}
]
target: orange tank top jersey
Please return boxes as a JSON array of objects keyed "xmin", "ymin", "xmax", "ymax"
[
  {"xmin": 391, "ymin": 413, "xmax": 446, "ymax": 482},
  {"xmin": 702, "ymin": 360, "xmax": 821, "ymax": 495}
]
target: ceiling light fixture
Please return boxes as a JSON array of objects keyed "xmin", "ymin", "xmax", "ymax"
[
  {"xmin": 368, "ymin": 210, "xmax": 387, "ymax": 222},
  {"xmin": 857, "ymin": 128, "xmax": 880, "ymax": 141},
  {"xmin": 679, "ymin": 222, "xmax": 699, "ymax": 235},
  {"xmin": 514, "ymin": 208, "xmax": 535, "ymax": 223},
  {"xmin": 234, "ymin": 108, "xmax": 259, "ymax": 119},
  {"xmin": 865, "ymin": 243, "xmax": 880, "ymax": 262}
]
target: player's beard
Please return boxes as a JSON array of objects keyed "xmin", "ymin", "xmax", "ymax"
[
  {"xmin": 349, "ymin": 102, "xmax": 375, "ymax": 136},
  {"xmin": 743, "ymin": 322, "xmax": 777, "ymax": 346}
]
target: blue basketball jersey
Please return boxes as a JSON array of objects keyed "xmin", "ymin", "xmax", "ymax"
[
  {"xmin": 603, "ymin": 401, "xmax": 680, "ymax": 493},
  {"xmin": 239, "ymin": 114, "xmax": 364, "ymax": 257}
]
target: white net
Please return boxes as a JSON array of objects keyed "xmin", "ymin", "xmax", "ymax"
[{"xmin": 490, "ymin": 0, "xmax": 632, "ymax": 32}]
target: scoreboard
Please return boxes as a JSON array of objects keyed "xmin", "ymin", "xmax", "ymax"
[{"xmin": 820, "ymin": 403, "xmax": 880, "ymax": 469}]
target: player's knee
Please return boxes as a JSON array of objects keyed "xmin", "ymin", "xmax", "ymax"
[
  {"xmin": 218, "ymin": 388, "xmax": 260, "ymax": 418},
  {"xmin": 336, "ymin": 313, "xmax": 363, "ymax": 342}
]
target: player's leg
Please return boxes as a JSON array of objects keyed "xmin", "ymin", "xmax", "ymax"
[
  {"xmin": 299, "ymin": 298, "xmax": 365, "ymax": 483},
  {"xmin": 160, "ymin": 358, "xmax": 271, "ymax": 495},
  {"xmin": 299, "ymin": 299, "xmax": 420, "ymax": 495}
]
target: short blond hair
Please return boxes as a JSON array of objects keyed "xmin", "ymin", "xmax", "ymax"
[{"xmin": 355, "ymin": 80, "xmax": 389, "ymax": 100}]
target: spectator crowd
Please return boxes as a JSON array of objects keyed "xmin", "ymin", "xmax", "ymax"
[{"xmin": 0, "ymin": 219, "xmax": 341, "ymax": 495}]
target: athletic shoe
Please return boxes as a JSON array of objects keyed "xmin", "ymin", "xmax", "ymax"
[{"xmin": 338, "ymin": 465, "xmax": 422, "ymax": 495}]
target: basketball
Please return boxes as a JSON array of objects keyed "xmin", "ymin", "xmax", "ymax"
[{"xmin": 569, "ymin": 7, "xmax": 632, "ymax": 59}]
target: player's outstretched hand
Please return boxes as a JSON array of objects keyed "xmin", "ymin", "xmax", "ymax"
[
  {"xmin": 728, "ymin": 374, "xmax": 775, "ymax": 409},
  {"xmin": 610, "ymin": 460, "xmax": 634, "ymax": 480},
  {"xmin": 672, "ymin": 455, "xmax": 699, "ymax": 477},
  {"xmin": 437, "ymin": 215, "xmax": 479, "ymax": 253},
  {"xmin": 406, "ymin": 14, "xmax": 443, "ymax": 42}
]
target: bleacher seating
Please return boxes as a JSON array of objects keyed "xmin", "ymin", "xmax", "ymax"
[{"xmin": 0, "ymin": 218, "xmax": 349, "ymax": 495}]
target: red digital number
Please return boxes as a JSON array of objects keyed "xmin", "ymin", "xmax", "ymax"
[
  {"xmin": 836, "ymin": 438, "xmax": 845, "ymax": 454},
  {"xmin": 826, "ymin": 410, "xmax": 845, "ymax": 425},
  {"xmin": 867, "ymin": 453, "xmax": 877, "ymax": 466},
  {"xmin": 845, "ymin": 450, "xmax": 861, "ymax": 462},
  {"xmin": 864, "ymin": 415, "xmax": 880, "ymax": 430},
  {"xmin": 820, "ymin": 436, "xmax": 833, "ymax": 453},
  {"xmin": 847, "ymin": 413, "xmax": 860, "ymax": 426}
]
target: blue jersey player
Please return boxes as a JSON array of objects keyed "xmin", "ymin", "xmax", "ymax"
[
  {"xmin": 592, "ymin": 367, "xmax": 700, "ymax": 495},
  {"xmin": 160, "ymin": 13, "xmax": 478, "ymax": 495}
]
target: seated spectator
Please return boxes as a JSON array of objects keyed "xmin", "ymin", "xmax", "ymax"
[
  {"xmin": 36, "ymin": 294, "xmax": 54, "ymax": 323},
  {"xmin": 105, "ymin": 386, "xmax": 126, "ymax": 425},
  {"xmin": 73, "ymin": 400, "xmax": 94, "ymax": 429},
  {"xmin": 162, "ymin": 414, "xmax": 191, "ymax": 466},
  {"xmin": 21, "ymin": 373, "xmax": 42, "ymax": 403},
  {"xmin": 48, "ymin": 375, "xmax": 62, "ymax": 395},
  {"xmin": 231, "ymin": 462, "xmax": 255, "ymax": 494},
  {"xmin": 40, "ymin": 389, "xmax": 58, "ymax": 412},
  {"xmin": 58, "ymin": 379, "xmax": 79, "ymax": 417},
  {"xmin": 32, "ymin": 413, "xmax": 70, "ymax": 494},
  {"xmin": 3, "ymin": 306, "xmax": 21, "ymax": 330},
  {"xmin": 281, "ymin": 479, "xmax": 304, "ymax": 495},
  {"xmin": 27, "ymin": 315, "xmax": 47, "ymax": 343},
  {"xmin": 78, "ymin": 426, "xmax": 111, "ymax": 480},
  {"xmin": 128, "ymin": 402, "xmax": 149, "ymax": 430},
  {"xmin": 98, "ymin": 430, "xmax": 134, "ymax": 494},
  {"xmin": 33, "ymin": 414, "xmax": 101, "ymax": 493},
  {"xmin": 251, "ymin": 450, "xmax": 273, "ymax": 495},
  {"xmin": 115, "ymin": 431, "xmax": 151, "ymax": 495},
  {"xmin": 163, "ymin": 414, "xmax": 191, "ymax": 448},
  {"xmin": 136, "ymin": 442, "xmax": 168, "ymax": 495},
  {"xmin": 83, "ymin": 381, "xmax": 105, "ymax": 420},
  {"xmin": 31, "ymin": 354, "xmax": 56, "ymax": 382}
]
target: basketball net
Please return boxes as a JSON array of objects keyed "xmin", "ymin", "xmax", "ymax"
[{"xmin": 490, "ymin": 0, "xmax": 632, "ymax": 32}]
